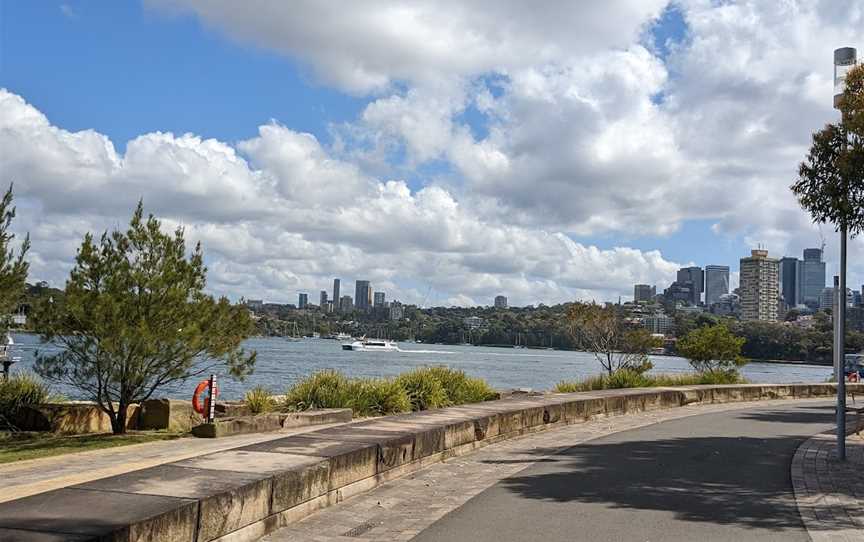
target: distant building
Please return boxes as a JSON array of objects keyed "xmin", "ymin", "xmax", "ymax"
[
  {"xmin": 319, "ymin": 291, "xmax": 328, "ymax": 312},
  {"xmin": 373, "ymin": 291, "xmax": 385, "ymax": 308},
  {"xmin": 739, "ymin": 249, "xmax": 779, "ymax": 322},
  {"xmin": 355, "ymin": 280, "xmax": 372, "ymax": 311},
  {"xmin": 819, "ymin": 287, "xmax": 854, "ymax": 311},
  {"xmin": 710, "ymin": 293, "xmax": 740, "ymax": 317},
  {"xmin": 340, "ymin": 295, "xmax": 354, "ymax": 312},
  {"xmin": 633, "ymin": 284, "xmax": 656, "ymax": 303},
  {"xmin": 332, "ymin": 279, "xmax": 341, "ymax": 311},
  {"xmin": 663, "ymin": 281, "xmax": 696, "ymax": 309},
  {"xmin": 779, "ymin": 257, "xmax": 801, "ymax": 308},
  {"xmin": 298, "ymin": 293, "xmax": 308, "ymax": 309},
  {"xmin": 245, "ymin": 299, "xmax": 264, "ymax": 310},
  {"xmin": 643, "ymin": 314, "xmax": 673, "ymax": 334},
  {"xmin": 676, "ymin": 267, "xmax": 704, "ymax": 305},
  {"xmin": 463, "ymin": 316, "xmax": 486, "ymax": 330},
  {"xmin": 800, "ymin": 248, "xmax": 826, "ymax": 308},
  {"xmin": 389, "ymin": 301, "xmax": 404, "ymax": 321},
  {"xmin": 494, "ymin": 295, "xmax": 508, "ymax": 309},
  {"xmin": 704, "ymin": 265, "xmax": 730, "ymax": 307}
]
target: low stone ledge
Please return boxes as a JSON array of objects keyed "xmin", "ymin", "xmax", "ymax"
[
  {"xmin": 191, "ymin": 409, "xmax": 352, "ymax": 438},
  {"xmin": 140, "ymin": 399, "xmax": 203, "ymax": 433},
  {"xmin": 1, "ymin": 384, "xmax": 853, "ymax": 542},
  {"xmin": 13, "ymin": 402, "xmax": 140, "ymax": 434}
]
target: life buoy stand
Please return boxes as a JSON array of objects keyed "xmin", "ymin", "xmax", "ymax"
[{"xmin": 192, "ymin": 379, "xmax": 217, "ymax": 416}]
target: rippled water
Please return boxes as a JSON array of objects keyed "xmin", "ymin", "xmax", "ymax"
[{"xmin": 10, "ymin": 333, "xmax": 833, "ymax": 400}]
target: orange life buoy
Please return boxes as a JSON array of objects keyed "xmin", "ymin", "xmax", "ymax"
[{"xmin": 192, "ymin": 379, "xmax": 217, "ymax": 415}]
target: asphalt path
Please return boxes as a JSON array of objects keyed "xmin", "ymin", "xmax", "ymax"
[{"xmin": 413, "ymin": 400, "xmax": 837, "ymax": 542}]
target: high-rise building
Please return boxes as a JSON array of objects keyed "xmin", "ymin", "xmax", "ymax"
[
  {"xmin": 704, "ymin": 265, "xmax": 730, "ymax": 307},
  {"xmin": 355, "ymin": 280, "xmax": 372, "ymax": 311},
  {"xmin": 389, "ymin": 301, "xmax": 404, "ymax": 321},
  {"xmin": 332, "ymin": 279, "xmax": 341, "ymax": 310},
  {"xmin": 800, "ymin": 248, "xmax": 826, "ymax": 308},
  {"xmin": 779, "ymin": 257, "xmax": 801, "ymax": 308},
  {"xmin": 494, "ymin": 295, "xmax": 508, "ymax": 308},
  {"xmin": 739, "ymin": 249, "xmax": 780, "ymax": 322},
  {"xmin": 819, "ymin": 287, "xmax": 854, "ymax": 311},
  {"xmin": 298, "ymin": 293, "xmax": 308, "ymax": 309},
  {"xmin": 319, "ymin": 290, "xmax": 328, "ymax": 311},
  {"xmin": 633, "ymin": 284, "xmax": 656, "ymax": 303},
  {"xmin": 676, "ymin": 267, "xmax": 704, "ymax": 305},
  {"xmin": 373, "ymin": 291, "xmax": 385, "ymax": 307},
  {"xmin": 340, "ymin": 295, "xmax": 354, "ymax": 312}
]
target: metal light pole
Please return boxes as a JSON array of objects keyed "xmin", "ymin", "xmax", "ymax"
[{"xmin": 834, "ymin": 46, "xmax": 857, "ymax": 461}]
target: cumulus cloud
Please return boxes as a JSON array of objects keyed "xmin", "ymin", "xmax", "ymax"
[{"xmin": 4, "ymin": 89, "xmax": 680, "ymax": 305}]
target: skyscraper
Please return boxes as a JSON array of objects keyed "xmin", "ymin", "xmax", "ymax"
[
  {"xmin": 319, "ymin": 290, "xmax": 328, "ymax": 310},
  {"xmin": 332, "ymin": 278, "xmax": 341, "ymax": 310},
  {"xmin": 494, "ymin": 295, "xmax": 508, "ymax": 308},
  {"xmin": 800, "ymin": 248, "xmax": 826, "ymax": 308},
  {"xmin": 633, "ymin": 284, "xmax": 656, "ymax": 302},
  {"xmin": 739, "ymin": 249, "xmax": 779, "ymax": 322},
  {"xmin": 779, "ymin": 257, "xmax": 801, "ymax": 308},
  {"xmin": 676, "ymin": 266, "xmax": 704, "ymax": 305},
  {"xmin": 355, "ymin": 280, "xmax": 372, "ymax": 311},
  {"xmin": 298, "ymin": 293, "xmax": 308, "ymax": 309},
  {"xmin": 704, "ymin": 265, "xmax": 730, "ymax": 307},
  {"xmin": 373, "ymin": 291, "xmax": 385, "ymax": 307}
]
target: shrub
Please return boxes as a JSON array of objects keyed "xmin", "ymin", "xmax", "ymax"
[
  {"xmin": 0, "ymin": 372, "xmax": 50, "ymax": 429},
  {"xmin": 424, "ymin": 366, "xmax": 498, "ymax": 405},
  {"xmin": 350, "ymin": 378, "xmax": 411, "ymax": 417},
  {"xmin": 244, "ymin": 385, "xmax": 274, "ymax": 414},
  {"xmin": 554, "ymin": 370, "xmax": 747, "ymax": 393},
  {"xmin": 283, "ymin": 370, "xmax": 352, "ymax": 411},
  {"xmin": 677, "ymin": 324, "xmax": 746, "ymax": 379},
  {"xmin": 395, "ymin": 368, "xmax": 448, "ymax": 411}
]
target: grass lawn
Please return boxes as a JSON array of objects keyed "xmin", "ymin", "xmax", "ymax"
[{"xmin": 0, "ymin": 430, "xmax": 186, "ymax": 464}]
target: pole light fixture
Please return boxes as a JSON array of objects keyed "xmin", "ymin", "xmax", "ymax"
[{"xmin": 833, "ymin": 46, "xmax": 857, "ymax": 461}]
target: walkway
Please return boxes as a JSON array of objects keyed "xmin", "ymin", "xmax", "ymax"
[
  {"xmin": 0, "ymin": 421, "xmax": 349, "ymax": 503},
  {"xmin": 794, "ymin": 427, "xmax": 864, "ymax": 542},
  {"xmin": 264, "ymin": 399, "xmax": 845, "ymax": 542}
]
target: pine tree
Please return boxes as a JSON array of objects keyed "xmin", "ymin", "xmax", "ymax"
[{"xmin": 0, "ymin": 183, "xmax": 30, "ymax": 325}]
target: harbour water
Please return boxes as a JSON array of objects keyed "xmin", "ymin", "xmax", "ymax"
[{"xmin": 11, "ymin": 333, "xmax": 833, "ymax": 401}]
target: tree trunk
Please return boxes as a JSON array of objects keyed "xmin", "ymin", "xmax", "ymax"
[{"xmin": 111, "ymin": 402, "xmax": 128, "ymax": 435}]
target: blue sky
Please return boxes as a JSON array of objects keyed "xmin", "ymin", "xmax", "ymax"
[{"xmin": 2, "ymin": 1, "xmax": 851, "ymax": 305}]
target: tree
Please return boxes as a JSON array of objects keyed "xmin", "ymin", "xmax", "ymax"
[
  {"xmin": 791, "ymin": 64, "xmax": 864, "ymax": 236},
  {"xmin": 34, "ymin": 202, "xmax": 257, "ymax": 434},
  {"xmin": 0, "ymin": 184, "xmax": 30, "ymax": 324},
  {"xmin": 677, "ymin": 324, "xmax": 746, "ymax": 377},
  {"xmin": 567, "ymin": 302, "xmax": 660, "ymax": 376}
]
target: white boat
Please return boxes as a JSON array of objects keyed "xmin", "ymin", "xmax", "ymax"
[{"xmin": 342, "ymin": 339, "xmax": 399, "ymax": 351}]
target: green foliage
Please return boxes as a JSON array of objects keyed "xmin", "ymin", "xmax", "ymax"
[
  {"xmin": 554, "ymin": 370, "xmax": 746, "ymax": 393},
  {"xmin": 282, "ymin": 370, "xmax": 353, "ymax": 411},
  {"xmin": 677, "ymin": 324, "xmax": 747, "ymax": 378},
  {"xmin": 0, "ymin": 184, "xmax": 30, "ymax": 323},
  {"xmin": 283, "ymin": 367, "xmax": 496, "ymax": 416},
  {"xmin": 348, "ymin": 378, "xmax": 411, "ymax": 417},
  {"xmin": 0, "ymin": 372, "xmax": 50, "ymax": 429},
  {"xmin": 396, "ymin": 368, "xmax": 448, "ymax": 411},
  {"xmin": 422, "ymin": 366, "xmax": 499, "ymax": 405},
  {"xmin": 244, "ymin": 385, "xmax": 274, "ymax": 414},
  {"xmin": 33, "ymin": 202, "xmax": 257, "ymax": 434},
  {"xmin": 568, "ymin": 302, "xmax": 660, "ymax": 375},
  {"xmin": 792, "ymin": 65, "xmax": 864, "ymax": 235}
]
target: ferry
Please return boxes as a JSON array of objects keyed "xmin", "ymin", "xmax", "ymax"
[{"xmin": 341, "ymin": 339, "xmax": 399, "ymax": 352}]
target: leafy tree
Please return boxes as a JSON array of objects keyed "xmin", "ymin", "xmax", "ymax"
[
  {"xmin": 0, "ymin": 184, "xmax": 30, "ymax": 324},
  {"xmin": 567, "ymin": 302, "xmax": 661, "ymax": 376},
  {"xmin": 792, "ymin": 64, "xmax": 864, "ymax": 235},
  {"xmin": 34, "ymin": 202, "xmax": 256, "ymax": 434},
  {"xmin": 677, "ymin": 324, "xmax": 746, "ymax": 377}
]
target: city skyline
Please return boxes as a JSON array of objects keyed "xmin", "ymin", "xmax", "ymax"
[{"xmin": 3, "ymin": 3, "xmax": 863, "ymax": 308}]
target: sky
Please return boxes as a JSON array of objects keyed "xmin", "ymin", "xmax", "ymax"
[{"xmin": 0, "ymin": 1, "xmax": 862, "ymax": 307}]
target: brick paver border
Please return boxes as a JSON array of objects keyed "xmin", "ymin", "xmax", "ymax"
[{"xmin": 793, "ymin": 425, "xmax": 864, "ymax": 542}]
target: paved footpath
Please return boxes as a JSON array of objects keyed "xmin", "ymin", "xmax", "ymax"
[
  {"xmin": 264, "ymin": 399, "xmax": 856, "ymax": 542},
  {"xmin": 0, "ymin": 421, "xmax": 349, "ymax": 503},
  {"xmin": 793, "ymin": 425, "xmax": 864, "ymax": 542}
]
